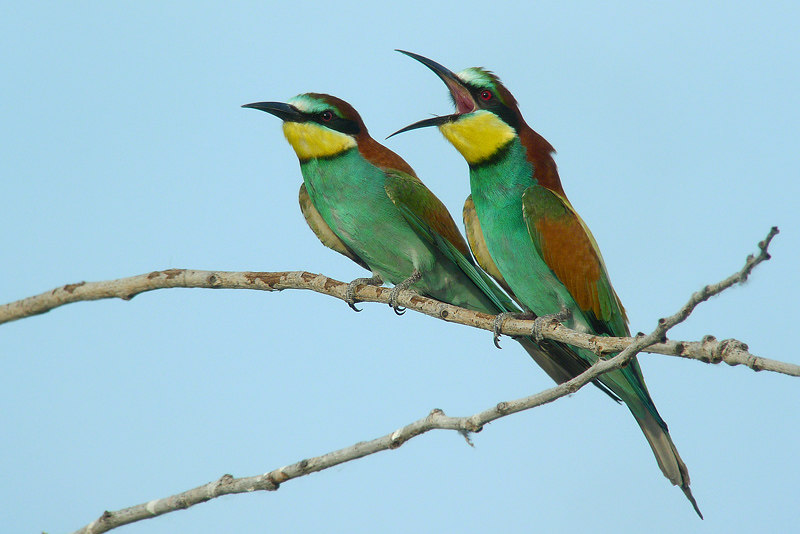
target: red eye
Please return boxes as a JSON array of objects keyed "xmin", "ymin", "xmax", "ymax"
[
  {"xmin": 480, "ymin": 90, "xmax": 493, "ymax": 101},
  {"xmin": 321, "ymin": 111, "xmax": 333, "ymax": 121}
]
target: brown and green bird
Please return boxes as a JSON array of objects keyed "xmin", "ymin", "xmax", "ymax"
[{"xmin": 393, "ymin": 51, "xmax": 702, "ymax": 517}]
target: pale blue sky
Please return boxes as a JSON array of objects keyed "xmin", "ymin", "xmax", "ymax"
[{"xmin": 2, "ymin": 2, "xmax": 798, "ymax": 533}]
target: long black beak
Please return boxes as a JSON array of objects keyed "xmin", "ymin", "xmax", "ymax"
[
  {"xmin": 396, "ymin": 50, "xmax": 476, "ymax": 114},
  {"xmin": 387, "ymin": 113, "xmax": 459, "ymax": 139},
  {"xmin": 242, "ymin": 101, "xmax": 304, "ymax": 122}
]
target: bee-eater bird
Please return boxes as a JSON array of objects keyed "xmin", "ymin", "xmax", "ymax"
[
  {"xmin": 393, "ymin": 51, "xmax": 702, "ymax": 518},
  {"xmin": 243, "ymin": 93, "xmax": 619, "ymax": 397}
]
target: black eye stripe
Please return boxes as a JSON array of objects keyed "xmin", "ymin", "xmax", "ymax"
[
  {"xmin": 467, "ymin": 86, "xmax": 519, "ymax": 130},
  {"xmin": 310, "ymin": 110, "xmax": 360, "ymax": 135}
]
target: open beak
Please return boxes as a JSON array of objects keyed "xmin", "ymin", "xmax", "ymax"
[
  {"xmin": 396, "ymin": 50, "xmax": 476, "ymax": 114},
  {"xmin": 387, "ymin": 113, "xmax": 459, "ymax": 139},
  {"xmin": 389, "ymin": 50, "xmax": 478, "ymax": 139},
  {"xmin": 242, "ymin": 101, "xmax": 305, "ymax": 123}
]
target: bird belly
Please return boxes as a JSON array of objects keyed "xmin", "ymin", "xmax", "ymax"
[{"xmin": 301, "ymin": 158, "xmax": 432, "ymax": 284}]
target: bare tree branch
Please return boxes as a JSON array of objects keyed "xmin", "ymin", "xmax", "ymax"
[{"xmin": 2, "ymin": 227, "xmax": 793, "ymax": 377}]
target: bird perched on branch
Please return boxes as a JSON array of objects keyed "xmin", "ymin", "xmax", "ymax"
[
  {"xmin": 392, "ymin": 51, "xmax": 702, "ymax": 517},
  {"xmin": 243, "ymin": 93, "xmax": 614, "ymax": 397}
]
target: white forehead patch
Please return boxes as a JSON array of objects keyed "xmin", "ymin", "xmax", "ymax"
[
  {"xmin": 456, "ymin": 68, "xmax": 494, "ymax": 88},
  {"xmin": 287, "ymin": 94, "xmax": 328, "ymax": 114}
]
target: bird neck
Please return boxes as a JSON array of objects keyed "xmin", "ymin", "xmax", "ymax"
[
  {"xmin": 516, "ymin": 122, "xmax": 567, "ymax": 199},
  {"xmin": 468, "ymin": 137, "xmax": 534, "ymax": 209},
  {"xmin": 356, "ymin": 134, "xmax": 419, "ymax": 178}
]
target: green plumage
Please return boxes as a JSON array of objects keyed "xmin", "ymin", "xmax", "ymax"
[
  {"xmin": 300, "ymin": 147, "xmax": 510, "ymax": 312},
  {"xmin": 467, "ymin": 131, "xmax": 699, "ymax": 516},
  {"xmin": 469, "ymin": 138, "xmax": 663, "ymax": 424},
  {"xmin": 244, "ymin": 93, "xmax": 620, "ymax": 407}
]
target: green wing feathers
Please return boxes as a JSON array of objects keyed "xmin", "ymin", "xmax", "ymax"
[
  {"xmin": 382, "ymin": 169, "xmax": 471, "ymax": 257},
  {"xmin": 384, "ymin": 170, "xmax": 519, "ymax": 313}
]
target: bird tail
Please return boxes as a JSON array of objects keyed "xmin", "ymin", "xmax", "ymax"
[
  {"xmin": 516, "ymin": 337, "xmax": 621, "ymax": 402},
  {"xmin": 620, "ymin": 390, "xmax": 703, "ymax": 519},
  {"xmin": 516, "ymin": 337, "xmax": 576, "ymax": 385},
  {"xmin": 520, "ymin": 337, "xmax": 703, "ymax": 518}
]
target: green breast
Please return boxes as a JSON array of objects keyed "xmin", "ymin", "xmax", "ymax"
[
  {"xmin": 299, "ymin": 149, "xmax": 427, "ymax": 285},
  {"xmin": 468, "ymin": 139, "xmax": 579, "ymax": 319}
]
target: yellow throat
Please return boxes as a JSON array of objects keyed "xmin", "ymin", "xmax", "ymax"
[
  {"xmin": 283, "ymin": 122, "xmax": 356, "ymax": 160},
  {"xmin": 439, "ymin": 110, "xmax": 516, "ymax": 165}
]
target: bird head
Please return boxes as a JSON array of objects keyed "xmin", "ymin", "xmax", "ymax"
[
  {"xmin": 243, "ymin": 93, "xmax": 365, "ymax": 162},
  {"xmin": 390, "ymin": 51, "xmax": 530, "ymax": 166},
  {"xmin": 245, "ymin": 93, "xmax": 418, "ymax": 176},
  {"xmin": 393, "ymin": 51, "xmax": 564, "ymax": 195}
]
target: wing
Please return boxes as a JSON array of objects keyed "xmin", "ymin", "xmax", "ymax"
[
  {"xmin": 298, "ymin": 183, "xmax": 370, "ymax": 271},
  {"xmin": 383, "ymin": 170, "xmax": 472, "ymax": 257},
  {"xmin": 521, "ymin": 184, "xmax": 628, "ymax": 337},
  {"xmin": 383, "ymin": 169, "xmax": 519, "ymax": 313},
  {"xmin": 520, "ymin": 185, "xmax": 671, "ymax": 412},
  {"xmin": 464, "ymin": 193, "xmax": 620, "ymax": 402}
]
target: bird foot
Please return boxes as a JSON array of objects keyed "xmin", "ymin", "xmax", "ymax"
[
  {"xmin": 492, "ymin": 310, "xmax": 536, "ymax": 348},
  {"xmin": 531, "ymin": 306, "xmax": 572, "ymax": 342},
  {"xmin": 387, "ymin": 269, "xmax": 422, "ymax": 315},
  {"xmin": 345, "ymin": 274, "xmax": 383, "ymax": 312}
]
